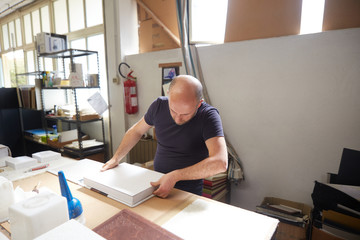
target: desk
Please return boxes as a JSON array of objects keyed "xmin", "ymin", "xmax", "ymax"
[{"xmin": 1, "ymin": 161, "xmax": 279, "ymax": 239}]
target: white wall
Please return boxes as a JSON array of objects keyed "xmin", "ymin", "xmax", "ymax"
[
  {"xmin": 121, "ymin": 28, "xmax": 360, "ymax": 211},
  {"xmin": 124, "ymin": 49, "xmax": 186, "ymax": 129},
  {"xmin": 198, "ymin": 28, "xmax": 360, "ymax": 210}
]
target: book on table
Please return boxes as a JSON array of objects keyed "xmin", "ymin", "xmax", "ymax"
[
  {"xmin": 83, "ymin": 162, "xmax": 164, "ymax": 207},
  {"xmin": 93, "ymin": 209, "xmax": 181, "ymax": 240}
]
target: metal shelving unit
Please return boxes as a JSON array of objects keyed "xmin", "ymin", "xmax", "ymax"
[{"xmin": 37, "ymin": 49, "xmax": 105, "ymax": 161}]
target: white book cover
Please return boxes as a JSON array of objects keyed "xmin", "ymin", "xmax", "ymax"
[{"xmin": 83, "ymin": 163, "xmax": 163, "ymax": 207}]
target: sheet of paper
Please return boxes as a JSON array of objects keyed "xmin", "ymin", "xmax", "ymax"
[
  {"xmin": 47, "ymin": 159, "xmax": 103, "ymax": 186},
  {"xmin": 87, "ymin": 92, "xmax": 108, "ymax": 115},
  {"xmin": 162, "ymin": 199, "xmax": 279, "ymax": 240},
  {"xmin": 162, "ymin": 82, "xmax": 171, "ymax": 96}
]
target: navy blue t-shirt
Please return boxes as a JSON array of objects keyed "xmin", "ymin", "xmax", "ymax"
[{"xmin": 144, "ymin": 96, "xmax": 224, "ymax": 195}]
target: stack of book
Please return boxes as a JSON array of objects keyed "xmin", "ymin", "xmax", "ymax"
[
  {"xmin": 256, "ymin": 203, "xmax": 309, "ymax": 227},
  {"xmin": 202, "ymin": 172, "xmax": 228, "ymax": 201}
]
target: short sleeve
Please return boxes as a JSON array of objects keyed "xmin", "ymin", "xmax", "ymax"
[
  {"xmin": 202, "ymin": 108, "xmax": 224, "ymax": 141},
  {"xmin": 144, "ymin": 98, "xmax": 162, "ymax": 126}
]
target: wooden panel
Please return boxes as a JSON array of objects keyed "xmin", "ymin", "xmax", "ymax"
[
  {"xmin": 225, "ymin": 0, "xmax": 302, "ymax": 42},
  {"xmin": 323, "ymin": 0, "xmax": 360, "ymax": 31}
]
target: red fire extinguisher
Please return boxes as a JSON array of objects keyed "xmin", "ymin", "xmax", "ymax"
[{"xmin": 119, "ymin": 63, "xmax": 138, "ymax": 114}]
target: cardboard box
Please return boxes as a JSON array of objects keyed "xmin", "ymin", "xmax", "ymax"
[
  {"xmin": 139, "ymin": 19, "xmax": 179, "ymax": 53},
  {"xmin": 36, "ymin": 32, "xmax": 67, "ymax": 54},
  {"xmin": 311, "ymin": 226, "xmax": 344, "ymax": 240},
  {"xmin": 141, "ymin": 0, "xmax": 179, "ymax": 37},
  {"xmin": 259, "ymin": 197, "xmax": 312, "ymax": 240}
]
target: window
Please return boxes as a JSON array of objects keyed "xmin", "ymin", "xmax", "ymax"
[
  {"xmin": 0, "ymin": 0, "xmax": 105, "ymax": 88},
  {"xmin": 2, "ymin": 24, "xmax": 9, "ymax": 50},
  {"xmin": 70, "ymin": 38, "xmax": 87, "ymax": 77},
  {"xmin": 15, "ymin": 19, "xmax": 22, "ymax": 47},
  {"xmin": 26, "ymin": 50, "xmax": 35, "ymax": 85},
  {"xmin": 69, "ymin": 0, "xmax": 85, "ymax": 31},
  {"xmin": 8, "ymin": 21, "xmax": 15, "ymax": 48},
  {"xmin": 41, "ymin": 6, "xmax": 51, "ymax": 33},
  {"xmin": 24, "ymin": 13, "xmax": 33, "ymax": 44},
  {"xmin": 2, "ymin": 50, "xmax": 25, "ymax": 87},
  {"xmin": 32, "ymin": 10, "xmax": 41, "ymax": 39},
  {"xmin": 54, "ymin": 0, "xmax": 69, "ymax": 34},
  {"xmin": 300, "ymin": 0, "xmax": 325, "ymax": 34},
  {"xmin": 190, "ymin": 0, "xmax": 228, "ymax": 44},
  {"xmin": 86, "ymin": 0, "xmax": 103, "ymax": 27}
]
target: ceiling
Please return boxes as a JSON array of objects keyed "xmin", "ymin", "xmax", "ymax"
[{"xmin": 0, "ymin": 0, "xmax": 35, "ymax": 19}]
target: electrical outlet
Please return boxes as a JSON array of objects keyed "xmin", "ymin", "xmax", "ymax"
[{"xmin": 113, "ymin": 78, "xmax": 119, "ymax": 84}]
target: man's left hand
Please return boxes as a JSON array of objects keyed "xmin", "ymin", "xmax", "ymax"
[{"xmin": 151, "ymin": 172, "xmax": 178, "ymax": 198}]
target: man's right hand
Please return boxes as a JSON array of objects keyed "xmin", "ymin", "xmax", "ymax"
[{"xmin": 101, "ymin": 158, "xmax": 119, "ymax": 171}]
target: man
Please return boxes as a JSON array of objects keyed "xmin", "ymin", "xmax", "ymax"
[{"xmin": 102, "ymin": 75, "xmax": 228, "ymax": 198}]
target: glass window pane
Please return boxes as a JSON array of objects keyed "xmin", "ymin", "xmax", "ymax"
[
  {"xmin": 32, "ymin": 10, "xmax": 41, "ymax": 39},
  {"xmin": 26, "ymin": 50, "xmax": 35, "ymax": 85},
  {"xmin": 190, "ymin": 0, "xmax": 228, "ymax": 43},
  {"xmin": 15, "ymin": 19, "xmax": 22, "ymax": 47},
  {"xmin": 41, "ymin": 6, "xmax": 51, "ymax": 33},
  {"xmin": 44, "ymin": 58, "xmax": 53, "ymax": 72},
  {"xmin": 71, "ymin": 38, "xmax": 86, "ymax": 49},
  {"xmin": 87, "ymin": 34, "xmax": 104, "ymax": 75},
  {"xmin": 70, "ymin": 39, "xmax": 87, "ymax": 76},
  {"xmin": 14, "ymin": 50, "xmax": 26, "ymax": 85},
  {"xmin": 24, "ymin": 14, "xmax": 33, "ymax": 44},
  {"xmin": 69, "ymin": 0, "xmax": 85, "ymax": 31},
  {"xmin": 2, "ymin": 52, "xmax": 13, "ymax": 87},
  {"xmin": 2, "ymin": 24, "xmax": 9, "ymax": 50},
  {"xmin": 88, "ymin": 34, "xmax": 106, "ymax": 96},
  {"xmin": 300, "ymin": 0, "xmax": 325, "ymax": 34},
  {"xmin": 54, "ymin": 0, "xmax": 69, "ymax": 34},
  {"xmin": 2, "ymin": 51, "xmax": 26, "ymax": 87},
  {"xmin": 9, "ymin": 21, "xmax": 16, "ymax": 48},
  {"xmin": 86, "ymin": 0, "xmax": 103, "ymax": 27}
]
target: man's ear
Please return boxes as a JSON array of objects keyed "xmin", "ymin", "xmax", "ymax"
[{"xmin": 197, "ymin": 99, "xmax": 204, "ymax": 108}]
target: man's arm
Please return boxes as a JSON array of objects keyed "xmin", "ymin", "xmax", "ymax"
[
  {"xmin": 151, "ymin": 136, "xmax": 228, "ymax": 198},
  {"xmin": 101, "ymin": 117, "xmax": 152, "ymax": 171}
]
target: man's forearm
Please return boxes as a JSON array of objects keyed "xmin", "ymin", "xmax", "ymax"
[
  {"xmin": 172, "ymin": 155, "xmax": 228, "ymax": 182},
  {"xmin": 171, "ymin": 136, "xmax": 228, "ymax": 182},
  {"xmin": 112, "ymin": 127, "xmax": 144, "ymax": 163},
  {"xmin": 109, "ymin": 117, "xmax": 151, "ymax": 165}
]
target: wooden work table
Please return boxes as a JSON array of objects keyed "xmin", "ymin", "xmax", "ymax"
[
  {"xmin": 4, "ymin": 172, "xmax": 196, "ymax": 230},
  {"xmin": 1, "ymin": 160, "xmax": 279, "ymax": 239}
]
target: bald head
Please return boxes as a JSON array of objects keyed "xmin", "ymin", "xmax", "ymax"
[
  {"xmin": 168, "ymin": 75, "xmax": 204, "ymax": 125},
  {"xmin": 168, "ymin": 75, "xmax": 203, "ymax": 102}
]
